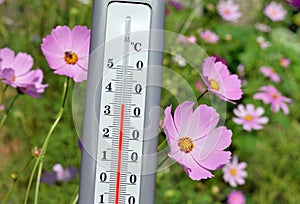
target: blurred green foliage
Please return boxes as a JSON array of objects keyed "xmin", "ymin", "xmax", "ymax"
[{"xmin": 0, "ymin": 0, "xmax": 300, "ymax": 203}]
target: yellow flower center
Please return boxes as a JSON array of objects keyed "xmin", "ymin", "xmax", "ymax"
[
  {"xmin": 244, "ymin": 114, "xmax": 253, "ymax": 121},
  {"xmin": 209, "ymin": 79, "xmax": 220, "ymax": 91},
  {"xmin": 270, "ymin": 68, "xmax": 275, "ymax": 74},
  {"xmin": 224, "ymin": 9, "xmax": 231, "ymax": 15},
  {"xmin": 271, "ymin": 10, "xmax": 278, "ymax": 17},
  {"xmin": 230, "ymin": 168, "xmax": 237, "ymax": 176},
  {"xmin": 64, "ymin": 51, "xmax": 78, "ymax": 65},
  {"xmin": 273, "ymin": 93, "xmax": 279, "ymax": 99},
  {"xmin": 178, "ymin": 136, "xmax": 194, "ymax": 153},
  {"xmin": 13, "ymin": 76, "xmax": 16, "ymax": 82}
]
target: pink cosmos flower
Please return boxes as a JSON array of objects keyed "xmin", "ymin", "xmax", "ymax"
[
  {"xmin": 169, "ymin": 0, "xmax": 184, "ymax": 10},
  {"xmin": 287, "ymin": 0, "xmax": 300, "ymax": 9},
  {"xmin": 0, "ymin": 104, "xmax": 5, "ymax": 111},
  {"xmin": 223, "ymin": 156, "xmax": 247, "ymax": 187},
  {"xmin": 164, "ymin": 101, "xmax": 232, "ymax": 180},
  {"xmin": 18, "ymin": 68, "xmax": 48, "ymax": 98},
  {"xmin": 195, "ymin": 80, "xmax": 206, "ymax": 93},
  {"xmin": 227, "ymin": 190, "xmax": 246, "ymax": 204},
  {"xmin": 0, "ymin": 48, "xmax": 48, "ymax": 97},
  {"xmin": 254, "ymin": 85, "xmax": 292, "ymax": 115},
  {"xmin": 0, "ymin": 48, "xmax": 33, "ymax": 87},
  {"xmin": 199, "ymin": 30, "xmax": 219, "ymax": 44},
  {"xmin": 264, "ymin": 2, "xmax": 287, "ymax": 22},
  {"xmin": 41, "ymin": 25, "xmax": 91, "ymax": 82},
  {"xmin": 213, "ymin": 54, "xmax": 227, "ymax": 65},
  {"xmin": 255, "ymin": 23, "xmax": 271, "ymax": 32},
  {"xmin": 41, "ymin": 163, "xmax": 78, "ymax": 185},
  {"xmin": 217, "ymin": 0, "xmax": 242, "ymax": 22},
  {"xmin": 201, "ymin": 56, "xmax": 243, "ymax": 103},
  {"xmin": 256, "ymin": 36, "xmax": 271, "ymax": 50},
  {"xmin": 177, "ymin": 35, "xmax": 196, "ymax": 44},
  {"xmin": 233, "ymin": 104, "xmax": 269, "ymax": 132},
  {"xmin": 237, "ymin": 64, "xmax": 247, "ymax": 85},
  {"xmin": 260, "ymin": 66, "xmax": 281, "ymax": 83},
  {"xmin": 279, "ymin": 57, "xmax": 291, "ymax": 67}
]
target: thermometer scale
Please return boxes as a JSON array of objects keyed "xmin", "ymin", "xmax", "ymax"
[{"xmin": 79, "ymin": 1, "xmax": 165, "ymax": 204}]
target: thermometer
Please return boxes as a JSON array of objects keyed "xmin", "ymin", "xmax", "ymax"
[{"xmin": 79, "ymin": 1, "xmax": 165, "ymax": 204}]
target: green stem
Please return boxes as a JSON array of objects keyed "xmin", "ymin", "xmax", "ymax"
[
  {"xmin": 69, "ymin": 188, "xmax": 79, "ymax": 204},
  {"xmin": 71, "ymin": 194, "xmax": 78, "ymax": 204},
  {"xmin": 24, "ymin": 77, "xmax": 70, "ymax": 204},
  {"xmin": 178, "ymin": 3, "xmax": 197, "ymax": 36},
  {"xmin": 197, "ymin": 89, "xmax": 208, "ymax": 102},
  {"xmin": 157, "ymin": 156, "xmax": 169, "ymax": 170},
  {"xmin": 0, "ymin": 94, "xmax": 20, "ymax": 130},
  {"xmin": 24, "ymin": 160, "xmax": 39, "ymax": 204},
  {"xmin": 2, "ymin": 182, "xmax": 14, "ymax": 204},
  {"xmin": 0, "ymin": 85, "xmax": 8, "ymax": 105},
  {"xmin": 157, "ymin": 139, "xmax": 167, "ymax": 151}
]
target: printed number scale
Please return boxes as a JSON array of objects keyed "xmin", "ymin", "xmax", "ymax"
[{"xmin": 79, "ymin": 1, "xmax": 165, "ymax": 204}]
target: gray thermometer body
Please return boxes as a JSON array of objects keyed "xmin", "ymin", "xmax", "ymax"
[{"xmin": 79, "ymin": 1, "xmax": 165, "ymax": 203}]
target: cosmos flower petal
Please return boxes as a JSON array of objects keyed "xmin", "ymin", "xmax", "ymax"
[
  {"xmin": 193, "ymin": 150, "xmax": 231, "ymax": 170},
  {"xmin": 40, "ymin": 171, "xmax": 57, "ymax": 185},
  {"xmin": 164, "ymin": 101, "xmax": 232, "ymax": 181},
  {"xmin": 163, "ymin": 106, "xmax": 180, "ymax": 140},
  {"xmin": 0, "ymin": 47, "xmax": 15, "ymax": 69},
  {"xmin": 51, "ymin": 26, "xmax": 72, "ymax": 51},
  {"xmin": 227, "ymin": 190, "xmax": 246, "ymax": 204},
  {"xmin": 183, "ymin": 155, "xmax": 214, "ymax": 180},
  {"xmin": 174, "ymin": 101, "xmax": 195, "ymax": 136},
  {"xmin": 233, "ymin": 104, "xmax": 269, "ymax": 131},
  {"xmin": 222, "ymin": 155, "xmax": 247, "ymax": 187},
  {"xmin": 13, "ymin": 53, "xmax": 34, "ymax": 76},
  {"xmin": 257, "ymin": 117, "xmax": 269, "ymax": 124},
  {"xmin": 222, "ymin": 75, "xmax": 243, "ymax": 100},
  {"xmin": 41, "ymin": 25, "xmax": 91, "ymax": 82},
  {"xmin": 74, "ymin": 66, "xmax": 88, "ymax": 82},
  {"xmin": 202, "ymin": 56, "xmax": 243, "ymax": 103},
  {"xmin": 194, "ymin": 126, "xmax": 232, "ymax": 160},
  {"xmin": 281, "ymin": 103, "xmax": 289, "ymax": 115},
  {"xmin": 71, "ymin": 26, "xmax": 91, "ymax": 53},
  {"xmin": 16, "ymin": 70, "xmax": 37, "ymax": 85},
  {"xmin": 54, "ymin": 64, "xmax": 77, "ymax": 78},
  {"xmin": 233, "ymin": 117, "xmax": 243, "ymax": 124},
  {"xmin": 190, "ymin": 105, "xmax": 220, "ymax": 138},
  {"xmin": 41, "ymin": 34, "xmax": 65, "ymax": 57}
]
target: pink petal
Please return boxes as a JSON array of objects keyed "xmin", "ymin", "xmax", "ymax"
[
  {"xmin": 233, "ymin": 117, "xmax": 243, "ymax": 125},
  {"xmin": 182, "ymin": 154, "xmax": 214, "ymax": 180},
  {"xmin": 51, "ymin": 26, "xmax": 72, "ymax": 51},
  {"xmin": 13, "ymin": 53, "xmax": 33, "ymax": 76},
  {"xmin": 255, "ymin": 106, "xmax": 265, "ymax": 116},
  {"xmin": 0, "ymin": 48, "xmax": 15, "ymax": 69},
  {"xmin": 43, "ymin": 52, "xmax": 66, "ymax": 70},
  {"xmin": 188, "ymin": 105, "xmax": 220, "ymax": 139},
  {"xmin": 193, "ymin": 150, "xmax": 231, "ymax": 170},
  {"xmin": 174, "ymin": 101, "xmax": 194, "ymax": 136},
  {"xmin": 257, "ymin": 117, "xmax": 269, "ymax": 124},
  {"xmin": 243, "ymin": 124, "xmax": 252, "ymax": 132},
  {"xmin": 16, "ymin": 70, "xmax": 36, "ymax": 85},
  {"xmin": 71, "ymin": 26, "xmax": 91, "ymax": 53},
  {"xmin": 54, "ymin": 64, "xmax": 77, "ymax": 78},
  {"xmin": 215, "ymin": 61, "xmax": 230, "ymax": 78},
  {"xmin": 194, "ymin": 126, "xmax": 232, "ymax": 161},
  {"xmin": 280, "ymin": 103, "xmax": 289, "ymax": 115},
  {"xmin": 222, "ymin": 75, "xmax": 242, "ymax": 100},
  {"xmin": 163, "ymin": 106, "xmax": 179, "ymax": 140},
  {"xmin": 73, "ymin": 66, "xmax": 88, "ymax": 82},
  {"xmin": 41, "ymin": 34, "xmax": 65, "ymax": 57}
]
